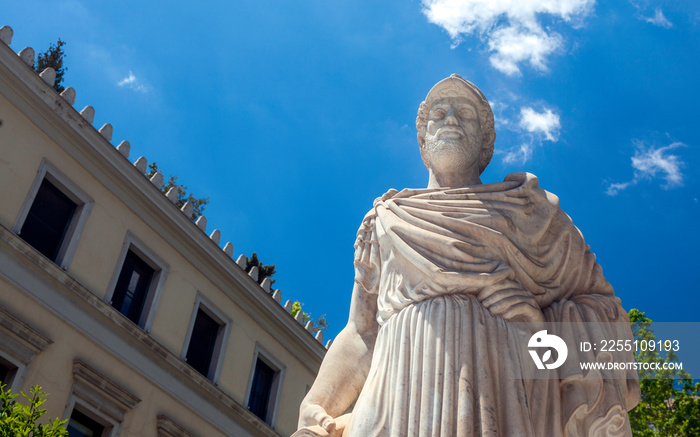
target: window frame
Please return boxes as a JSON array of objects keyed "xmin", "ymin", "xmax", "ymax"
[
  {"xmin": 104, "ymin": 232, "xmax": 169, "ymax": 332},
  {"xmin": 63, "ymin": 360, "xmax": 140, "ymax": 437},
  {"xmin": 12, "ymin": 159, "xmax": 93, "ymax": 270},
  {"xmin": 180, "ymin": 293, "xmax": 231, "ymax": 383},
  {"xmin": 66, "ymin": 406, "xmax": 109, "ymax": 437},
  {"xmin": 244, "ymin": 345, "xmax": 285, "ymax": 427},
  {"xmin": 0, "ymin": 306, "xmax": 52, "ymax": 393},
  {"xmin": 156, "ymin": 415, "xmax": 199, "ymax": 437}
]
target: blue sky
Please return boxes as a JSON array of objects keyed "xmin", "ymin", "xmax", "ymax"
[{"xmin": 4, "ymin": 0, "xmax": 700, "ymax": 341}]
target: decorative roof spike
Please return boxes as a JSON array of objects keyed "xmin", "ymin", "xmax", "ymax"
[
  {"xmin": 315, "ymin": 330, "xmax": 324, "ymax": 344},
  {"xmin": 116, "ymin": 140, "xmax": 130, "ymax": 158},
  {"xmin": 325, "ymin": 340, "xmax": 333, "ymax": 349},
  {"xmin": 223, "ymin": 242, "xmax": 233, "ymax": 257},
  {"xmin": 248, "ymin": 266, "xmax": 259, "ymax": 282},
  {"xmin": 39, "ymin": 68, "xmax": 55, "ymax": 86},
  {"xmin": 18, "ymin": 47, "xmax": 34, "ymax": 66},
  {"xmin": 133, "ymin": 156, "xmax": 147, "ymax": 174},
  {"xmin": 0, "ymin": 26, "xmax": 13, "ymax": 45},
  {"xmin": 272, "ymin": 289, "xmax": 282, "ymax": 303},
  {"xmin": 304, "ymin": 320, "xmax": 314, "ymax": 333},
  {"xmin": 165, "ymin": 186, "xmax": 179, "ymax": 203},
  {"xmin": 181, "ymin": 201, "xmax": 194, "ymax": 218},
  {"xmin": 79, "ymin": 106, "xmax": 95, "ymax": 124},
  {"xmin": 236, "ymin": 254, "xmax": 247, "ymax": 269},
  {"xmin": 150, "ymin": 171, "xmax": 164, "ymax": 190},
  {"xmin": 261, "ymin": 277, "xmax": 272, "ymax": 292},
  {"xmin": 294, "ymin": 311, "xmax": 304, "ymax": 324},
  {"xmin": 195, "ymin": 215, "xmax": 207, "ymax": 232},
  {"xmin": 283, "ymin": 300, "xmax": 294, "ymax": 314},
  {"xmin": 210, "ymin": 229, "xmax": 221, "ymax": 246},
  {"xmin": 60, "ymin": 87, "xmax": 75, "ymax": 105},
  {"xmin": 98, "ymin": 123, "xmax": 113, "ymax": 142}
]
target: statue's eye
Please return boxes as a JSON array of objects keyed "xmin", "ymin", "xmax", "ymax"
[
  {"xmin": 458, "ymin": 108, "xmax": 476, "ymax": 119},
  {"xmin": 431, "ymin": 109, "xmax": 446, "ymax": 119}
]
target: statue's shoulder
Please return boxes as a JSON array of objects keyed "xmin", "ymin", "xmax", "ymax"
[
  {"xmin": 372, "ymin": 188, "xmax": 400, "ymax": 207},
  {"xmin": 503, "ymin": 171, "xmax": 540, "ymax": 187},
  {"xmin": 355, "ymin": 189, "xmax": 400, "ymax": 230},
  {"xmin": 503, "ymin": 172, "xmax": 560, "ymax": 209}
]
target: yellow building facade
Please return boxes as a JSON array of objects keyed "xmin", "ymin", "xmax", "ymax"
[{"xmin": 0, "ymin": 26, "xmax": 325, "ymax": 437}]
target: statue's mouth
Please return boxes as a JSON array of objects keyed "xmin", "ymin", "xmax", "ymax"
[{"xmin": 437, "ymin": 127, "xmax": 464, "ymax": 139}]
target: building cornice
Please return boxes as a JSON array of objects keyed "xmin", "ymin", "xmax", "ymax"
[
  {"xmin": 0, "ymin": 38, "xmax": 326, "ymax": 370},
  {"xmin": 0, "ymin": 224, "xmax": 284, "ymax": 437}
]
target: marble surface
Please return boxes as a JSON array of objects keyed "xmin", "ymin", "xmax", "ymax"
[{"xmin": 294, "ymin": 75, "xmax": 640, "ymax": 437}]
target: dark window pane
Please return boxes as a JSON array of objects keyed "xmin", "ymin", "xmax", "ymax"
[
  {"xmin": 20, "ymin": 179, "xmax": 77, "ymax": 262},
  {"xmin": 111, "ymin": 250, "xmax": 154, "ymax": 326},
  {"xmin": 67, "ymin": 409, "xmax": 105, "ymax": 437},
  {"xmin": 185, "ymin": 309, "xmax": 220, "ymax": 378},
  {"xmin": 0, "ymin": 360, "xmax": 14, "ymax": 386},
  {"xmin": 248, "ymin": 358, "xmax": 275, "ymax": 421}
]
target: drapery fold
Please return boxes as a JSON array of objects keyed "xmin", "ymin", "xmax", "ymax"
[{"xmin": 346, "ymin": 173, "xmax": 639, "ymax": 436}]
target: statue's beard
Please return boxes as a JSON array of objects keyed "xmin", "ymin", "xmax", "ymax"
[{"xmin": 424, "ymin": 132, "xmax": 480, "ymax": 172}]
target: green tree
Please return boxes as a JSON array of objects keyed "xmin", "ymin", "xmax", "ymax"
[
  {"xmin": 146, "ymin": 162, "xmax": 209, "ymax": 220},
  {"xmin": 628, "ymin": 309, "xmax": 700, "ymax": 436},
  {"xmin": 0, "ymin": 384, "xmax": 67, "ymax": 436},
  {"xmin": 245, "ymin": 252, "xmax": 276, "ymax": 288},
  {"xmin": 291, "ymin": 301, "xmax": 328, "ymax": 334},
  {"xmin": 33, "ymin": 39, "xmax": 67, "ymax": 93},
  {"xmin": 243, "ymin": 254, "xmax": 328, "ymax": 333}
]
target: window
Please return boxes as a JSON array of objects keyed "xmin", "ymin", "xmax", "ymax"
[
  {"xmin": 106, "ymin": 233, "xmax": 168, "ymax": 331},
  {"xmin": 13, "ymin": 159, "xmax": 93, "ymax": 269},
  {"xmin": 245, "ymin": 348, "xmax": 284, "ymax": 426},
  {"xmin": 19, "ymin": 178, "xmax": 77, "ymax": 262},
  {"xmin": 0, "ymin": 306, "xmax": 52, "ymax": 393},
  {"xmin": 181, "ymin": 295, "xmax": 230, "ymax": 382},
  {"xmin": 248, "ymin": 359, "xmax": 275, "ymax": 421},
  {"xmin": 111, "ymin": 250, "xmax": 155, "ymax": 325},
  {"xmin": 67, "ymin": 409, "xmax": 105, "ymax": 437},
  {"xmin": 185, "ymin": 309, "xmax": 221, "ymax": 376},
  {"xmin": 64, "ymin": 360, "xmax": 140, "ymax": 437},
  {"xmin": 0, "ymin": 357, "xmax": 17, "ymax": 387}
]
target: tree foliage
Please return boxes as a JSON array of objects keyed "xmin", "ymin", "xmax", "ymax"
[
  {"xmin": 291, "ymin": 301, "xmax": 328, "ymax": 334},
  {"xmin": 244, "ymin": 253, "xmax": 328, "ymax": 333},
  {"xmin": 628, "ymin": 309, "xmax": 700, "ymax": 436},
  {"xmin": 0, "ymin": 384, "xmax": 67, "ymax": 436},
  {"xmin": 34, "ymin": 39, "xmax": 67, "ymax": 93},
  {"xmin": 147, "ymin": 162, "xmax": 209, "ymax": 220},
  {"xmin": 245, "ymin": 252, "xmax": 276, "ymax": 288}
]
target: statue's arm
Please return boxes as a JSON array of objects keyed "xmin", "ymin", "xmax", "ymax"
[{"xmin": 298, "ymin": 282, "xmax": 379, "ymax": 432}]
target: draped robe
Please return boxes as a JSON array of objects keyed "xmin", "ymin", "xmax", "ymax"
[{"xmin": 343, "ymin": 172, "xmax": 640, "ymax": 437}]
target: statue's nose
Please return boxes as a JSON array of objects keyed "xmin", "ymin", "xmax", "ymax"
[{"xmin": 445, "ymin": 108, "xmax": 458, "ymax": 125}]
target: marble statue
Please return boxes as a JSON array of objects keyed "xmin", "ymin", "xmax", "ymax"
[{"xmin": 294, "ymin": 75, "xmax": 640, "ymax": 437}]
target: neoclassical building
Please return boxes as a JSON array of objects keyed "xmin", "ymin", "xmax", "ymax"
[{"xmin": 0, "ymin": 25, "xmax": 326, "ymax": 437}]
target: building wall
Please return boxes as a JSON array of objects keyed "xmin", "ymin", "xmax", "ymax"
[{"xmin": 0, "ymin": 27, "xmax": 324, "ymax": 437}]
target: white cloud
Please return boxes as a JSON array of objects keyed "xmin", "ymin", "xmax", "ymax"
[
  {"xmin": 519, "ymin": 107, "xmax": 561, "ymax": 141},
  {"xmin": 117, "ymin": 71, "xmax": 148, "ymax": 93},
  {"xmin": 488, "ymin": 26, "xmax": 561, "ymax": 75},
  {"xmin": 493, "ymin": 98, "xmax": 561, "ymax": 165},
  {"xmin": 421, "ymin": 0, "xmax": 595, "ymax": 75},
  {"xmin": 605, "ymin": 182, "xmax": 631, "ymax": 196},
  {"xmin": 631, "ymin": 1, "xmax": 673, "ymax": 28},
  {"xmin": 644, "ymin": 8, "xmax": 673, "ymax": 28},
  {"xmin": 489, "ymin": 100, "xmax": 510, "ymax": 128},
  {"xmin": 503, "ymin": 144, "xmax": 533, "ymax": 164},
  {"xmin": 605, "ymin": 140, "xmax": 685, "ymax": 195},
  {"xmin": 631, "ymin": 141, "xmax": 684, "ymax": 188}
]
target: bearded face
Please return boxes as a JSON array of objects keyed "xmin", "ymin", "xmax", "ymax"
[{"xmin": 421, "ymin": 97, "xmax": 482, "ymax": 172}]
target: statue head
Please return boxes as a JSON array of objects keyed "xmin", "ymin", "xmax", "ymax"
[{"xmin": 416, "ymin": 74, "xmax": 496, "ymax": 175}]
